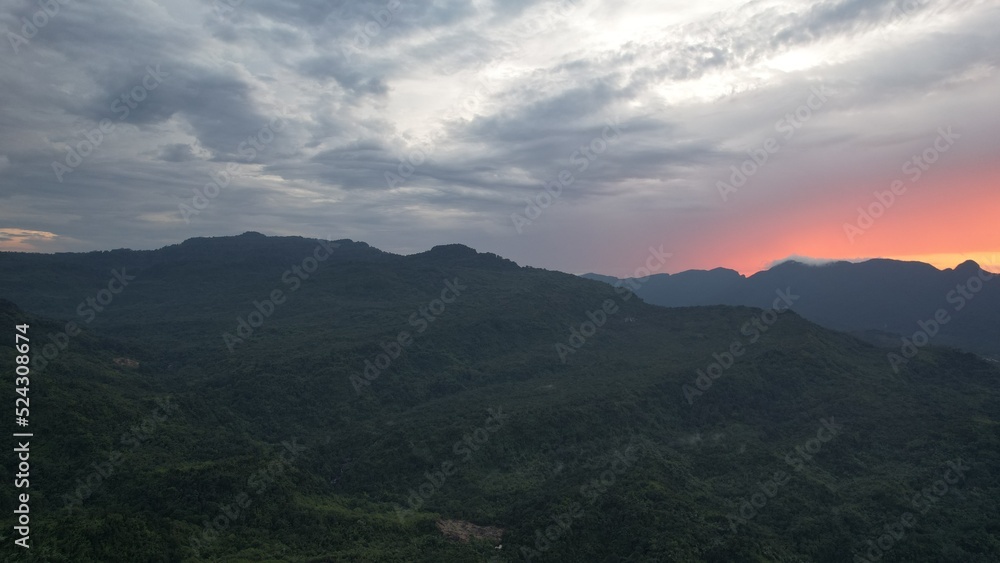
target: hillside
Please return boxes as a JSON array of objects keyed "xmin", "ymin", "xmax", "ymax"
[{"xmin": 1, "ymin": 235, "xmax": 998, "ymax": 562}]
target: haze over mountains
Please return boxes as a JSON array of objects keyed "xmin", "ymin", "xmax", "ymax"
[
  {"xmin": 584, "ymin": 259, "xmax": 1000, "ymax": 360},
  {"xmin": 1, "ymin": 233, "xmax": 998, "ymax": 562}
]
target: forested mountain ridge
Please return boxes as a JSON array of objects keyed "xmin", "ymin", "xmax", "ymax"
[{"xmin": 0, "ymin": 234, "xmax": 998, "ymax": 562}]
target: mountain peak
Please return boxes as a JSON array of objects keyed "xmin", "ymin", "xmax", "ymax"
[
  {"xmin": 955, "ymin": 259, "xmax": 982, "ymax": 271},
  {"xmin": 408, "ymin": 243, "xmax": 520, "ymax": 270},
  {"xmin": 427, "ymin": 243, "xmax": 478, "ymax": 256}
]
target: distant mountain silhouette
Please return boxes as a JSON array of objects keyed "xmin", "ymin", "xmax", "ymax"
[{"xmin": 584, "ymin": 259, "xmax": 1000, "ymax": 358}]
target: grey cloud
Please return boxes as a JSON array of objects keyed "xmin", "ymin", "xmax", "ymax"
[
  {"xmin": 157, "ymin": 143, "xmax": 200, "ymax": 162},
  {"xmin": 298, "ymin": 55, "xmax": 389, "ymax": 97},
  {"xmin": 0, "ymin": 0, "xmax": 997, "ymax": 271}
]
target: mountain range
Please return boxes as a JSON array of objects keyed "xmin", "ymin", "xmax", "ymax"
[
  {"xmin": 0, "ymin": 233, "xmax": 997, "ymax": 562},
  {"xmin": 583, "ymin": 259, "xmax": 1000, "ymax": 360}
]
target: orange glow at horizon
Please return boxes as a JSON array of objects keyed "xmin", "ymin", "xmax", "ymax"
[{"xmin": 674, "ymin": 161, "xmax": 1000, "ymax": 276}]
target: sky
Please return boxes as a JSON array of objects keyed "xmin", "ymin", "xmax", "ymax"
[{"xmin": 1, "ymin": 0, "xmax": 998, "ymax": 276}]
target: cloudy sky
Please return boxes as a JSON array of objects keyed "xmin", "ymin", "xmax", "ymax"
[{"xmin": 1, "ymin": 0, "xmax": 998, "ymax": 275}]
